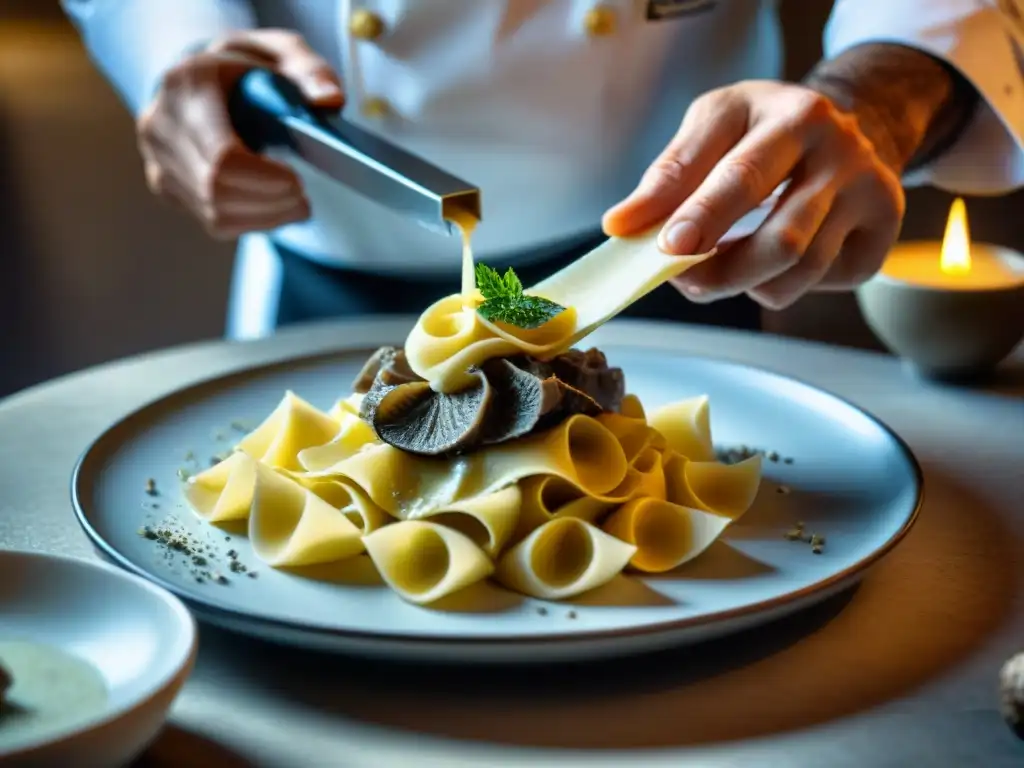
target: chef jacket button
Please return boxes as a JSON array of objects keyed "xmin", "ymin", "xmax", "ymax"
[
  {"xmin": 349, "ymin": 9, "xmax": 386, "ymax": 40},
  {"xmin": 361, "ymin": 96, "xmax": 391, "ymax": 118},
  {"xmin": 583, "ymin": 5, "xmax": 617, "ymax": 37}
]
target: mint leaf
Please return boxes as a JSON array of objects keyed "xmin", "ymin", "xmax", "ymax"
[
  {"xmin": 476, "ymin": 295, "xmax": 516, "ymax": 323},
  {"xmin": 516, "ymin": 295, "xmax": 565, "ymax": 327},
  {"xmin": 474, "ymin": 263, "xmax": 566, "ymax": 329},
  {"xmin": 502, "ymin": 267, "xmax": 523, "ymax": 297},
  {"xmin": 475, "ymin": 263, "xmax": 506, "ymax": 300}
]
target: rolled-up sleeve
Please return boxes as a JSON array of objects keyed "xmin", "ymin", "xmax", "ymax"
[
  {"xmin": 61, "ymin": 0, "xmax": 257, "ymax": 116},
  {"xmin": 825, "ymin": 0, "xmax": 1024, "ymax": 195}
]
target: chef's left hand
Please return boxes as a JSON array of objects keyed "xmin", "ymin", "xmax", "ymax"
[{"xmin": 603, "ymin": 80, "xmax": 905, "ymax": 309}]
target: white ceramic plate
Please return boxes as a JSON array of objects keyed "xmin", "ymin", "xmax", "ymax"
[
  {"xmin": 71, "ymin": 322, "xmax": 922, "ymax": 664},
  {"xmin": 0, "ymin": 549, "xmax": 196, "ymax": 767}
]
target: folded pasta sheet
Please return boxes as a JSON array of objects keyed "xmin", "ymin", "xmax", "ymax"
[
  {"xmin": 603, "ymin": 498, "xmax": 729, "ymax": 573},
  {"xmin": 292, "ymin": 475, "xmax": 391, "ymax": 534},
  {"xmin": 648, "ymin": 395, "xmax": 716, "ymax": 462},
  {"xmin": 298, "ymin": 394, "xmax": 377, "ymax": 472},
  {"xmin": 184, "ymin": 451, "xmax": 256, "ymax": 523},
  {"xmin": 495, "ymin": 518, "xmax": 636, "ymax": 600},
  {"xmin": 249, "ymin": 460, "xmax": 365, "ymax": 567},
  {"xmin": 236, "ymin": 391, "xmax": 339, "ymax": 471},
  {"xmin": 662, "ymin": 452, "xmax": 761, "ymax": 520},
  {"xmin": 363, "ymin": 521, "xmax": 493, "ymax": 604},
  {"xmin": 403, "ymin": 485, "xmax": 522, "ymax": 558}
]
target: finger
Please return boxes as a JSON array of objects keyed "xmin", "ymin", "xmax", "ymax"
[
  {"xmin": 214, "ymin": 191, "xmax": 310, "ymax": 218},
  {"xmin": 173, "ymin": 70, "xmax": 243, "ymax": 162},
  {"xmin": 159, "ymin": 59, "xmax": 255, "ymax": 177},
  {"xmin": 138, "ymin": 131, "xmax": 193, "ymax": 213},
  {"xmin": 160, "ymin": 158, "xmax": 311, "ymax": 239},
  {"xmin": 816, "ymin": 174, "xmax": 904, "ymax": 290},
  {"xmin": 152, "ymin": 141, "xmax": 308, "ymax": 224},
  {"xmin": 211, "ymin": 30, "xmax": 344, "ymax": 108},
  {"xmin": 172, "ymin": 76, "xmax": 304, "ymax": 199},
  {"xmin": 275, "ymin": 56, "xmax": 345, "ymax": 109},
  {"xmin": 657, "ymin": 121, "xmax": 805, "ymax": 257},
  {"xmin": 815, "ymin": 226, "xmax": 895, "ymax": 291},
  {"xmin": 142, "ymin": 158, "xmax": 162, "ymax": 193},
  {"xmin": 138, "ymin": 136, "xmax": 166, "ymax": 194},
  {"xmin": 137, "ymin": 101, "xmax": 189, "ymax": 197},
  {"xmin": 148, "ymin": 163, "xmax": 205, "ymax": 217},
  {"xmin": 673, "ymin": 162, "xmax": 836, "ymax": 302},
  {"xmin": 213, "ymin": 144, "xmax": 304, "ymax": 198},
  {"xmin": 746, "ymin": 207, "xmax": 855, "ymax": 310},
  {"xmin": 139, "ymin": 105, "xmax": 210, "ymax": 193},
  {"xmin": 602, "ymin": 89, "xmax": 749, "ymax": 237},
  {"xmin": 199, "ymin": 197, "xmax": 313, "ymax": 240}
]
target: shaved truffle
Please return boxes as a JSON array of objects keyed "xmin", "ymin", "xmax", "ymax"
[
  {"xmin": 549, "ymin": 348, "xmax": 625, "ymax": 412},
  {"xmin": 352, "ymin": 346, "xmax": 419, "ymax": 393},
  {"xmin": 369, "ymin": 371, "xmax": 494, "ymax": 455},
  {"xmin": 356, "ymin": 346, "xmax": 624, "ymax": 456}
]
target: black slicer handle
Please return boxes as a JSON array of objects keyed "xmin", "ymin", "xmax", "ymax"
[{"xmin": 227, "ymin": 68, "xmax": 332, "ymax": 153}]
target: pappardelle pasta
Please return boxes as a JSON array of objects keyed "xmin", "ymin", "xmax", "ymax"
[{"xmin": 182, "ymin": 233, "xmax": 761, "ymax": 606}]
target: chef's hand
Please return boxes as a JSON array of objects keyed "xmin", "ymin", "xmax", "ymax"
[
  {"xmin": 603, "ymin": 80, "xmax": 905, "ymax": 310},
  {"xmin": 137, "ymin": 30, "xmax": 343, "ymax": 239}
]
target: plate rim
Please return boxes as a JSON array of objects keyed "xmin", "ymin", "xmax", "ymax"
[{"xmin": 69, "ymin": 336, "xmax": 925, "ymax": 649}]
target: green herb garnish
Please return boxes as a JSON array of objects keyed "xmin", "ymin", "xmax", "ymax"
[{"xmin": 474, "ymin": 263, "xmax": 565, "ymax": 330}]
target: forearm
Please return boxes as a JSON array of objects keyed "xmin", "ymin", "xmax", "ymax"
[
  {"xmin": 804, "ymin": 42, "xmax": 979, "ymax": 175},
  {"xmin": 61, "ymin": 0, "xmax": 257, "ymax": 115}
]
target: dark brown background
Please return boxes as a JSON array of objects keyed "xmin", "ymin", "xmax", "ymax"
[{"xmin": 2, "ymin": 1, "xmax": 1021, "ymax": 396}]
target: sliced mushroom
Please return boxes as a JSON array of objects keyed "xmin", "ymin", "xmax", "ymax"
[
  {"xmin": 352, "ymin": 346, "xmax": 421, "ymax": 394},
  {"xmin": 354, "ymin": 345, "xmax": 625, "ymax": 456},
  {"xmin": 368, "ymin": 370, "xmax": 495, "ymax": 455},
  {"xmin": 549, "ymin": 348, "xmax": 625, "ymax": 412},
  {"xmin": 477, "ymin": 358, "xmax": 601, "ymax": 444}
]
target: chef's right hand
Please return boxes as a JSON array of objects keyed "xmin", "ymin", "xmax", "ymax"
[{"xmin": 136, "ymin": 30, "xmax": 344, "ymax": 240}]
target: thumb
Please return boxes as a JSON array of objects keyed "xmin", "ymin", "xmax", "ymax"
[
  {"xmin": 277, "ymin": 55, "xmax": 345, "ymax": 109},
  {"xmin": 213, "ymin": 30, "xmax": 345, "ymax": 110}
]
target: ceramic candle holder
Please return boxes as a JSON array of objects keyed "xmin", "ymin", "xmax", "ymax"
[{"xmin": 856, "ymin": 242, "xmax": 1024, "ymax": 381}]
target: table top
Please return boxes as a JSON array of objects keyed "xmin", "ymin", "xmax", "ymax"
[{"xmin": 2, "ymin": 319, "xmax": 1023, "ymax": 768}]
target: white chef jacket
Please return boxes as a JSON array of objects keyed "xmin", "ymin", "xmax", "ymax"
[{"xmin": 64, "ymin": 0, "xmax": 1024, "ymax": 335}]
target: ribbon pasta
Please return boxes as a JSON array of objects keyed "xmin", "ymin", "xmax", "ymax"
[
  {"xmin": 182, "ymin": 387, "xmax": 762, "ymax": 605},
  {"xmin": 363, "ymin": 521, "xmax": 494, "ymax": 605},
  {"xmin": 236, "ymin": 391, "xmax": 339, "ymax": 471}
]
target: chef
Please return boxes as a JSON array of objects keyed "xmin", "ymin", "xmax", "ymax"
[{"xmin": 63, "ymin": 1, "xmax": 1024, "ymax": 340}]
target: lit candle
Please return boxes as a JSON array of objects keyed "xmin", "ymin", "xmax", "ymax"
[
  {"xmin": 857, "ymin": 197, "xmax": 1024, "ymax": 379},
  {"xmin": 879, "ymin": 198, "xmax": 1024, "ymax": 290}
]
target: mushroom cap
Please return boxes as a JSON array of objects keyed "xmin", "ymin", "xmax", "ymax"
[
  {"xmin": 352, "ymin": 346, "xmax": 420, "ymax": 393},
  {"xmin": 357, "ymin": 347, "xmax": 625, "ymax": 456}
]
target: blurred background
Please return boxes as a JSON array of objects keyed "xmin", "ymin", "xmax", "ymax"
[{"xmin": 2, "ymin": 1, "xmax": 1023, "ymax": 397}]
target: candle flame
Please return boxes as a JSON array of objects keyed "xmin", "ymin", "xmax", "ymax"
[{"xmin": 940, "ymin": 197, "xmax": 971, "ymax": 275}]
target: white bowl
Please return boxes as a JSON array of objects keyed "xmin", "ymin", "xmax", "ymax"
[{"xmin": 0, "ymin": 549, "xmax": 196, "ymax": 768}]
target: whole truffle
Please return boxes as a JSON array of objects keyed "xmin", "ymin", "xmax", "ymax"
[
  {"xmin": 0, "ymin": 661, "xmax": 11, "ymax": 702},
  {"xmin": 999, "ymin": 651, "xmax": 1024, "ymax": 739}
]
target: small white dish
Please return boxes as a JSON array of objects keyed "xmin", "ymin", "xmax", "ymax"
[{"xmin": 0, "ymin": 549, "xmax": 196, "ymax": 768}]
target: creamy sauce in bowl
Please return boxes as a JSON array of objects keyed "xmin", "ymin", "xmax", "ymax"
[{"xmin": 0, "ymin": 640, "xmax": 109, "ymax": 753}]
